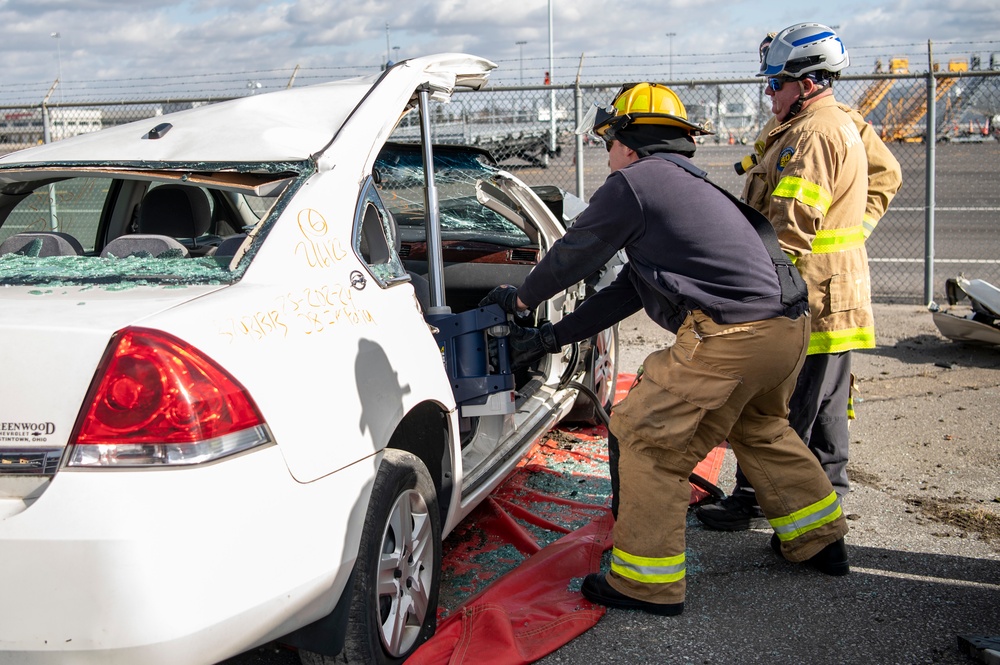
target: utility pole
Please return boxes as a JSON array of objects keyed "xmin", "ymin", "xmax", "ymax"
[
  {"xmin": 516, "ymin": 40, "xmax": 527, "ymax": 84},
  {"xmin": 385, "ymin": 23, "xmax": 391, "ymax": 69},
  {"xmin": 665, "ymin": 32, "xmax": 676, "ymax": 81},
  {"xmin": 51, "ymin": 32, "xmax": 62, "ymax": 85},
  {"xmin": 548, "ymin": 0, "xmax": 556, "ymax": 154}
]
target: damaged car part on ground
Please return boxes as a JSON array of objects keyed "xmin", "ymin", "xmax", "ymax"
[
  {"xmin": 929, "ymin": 276, "xmax": 1000, "ymax": 347},
  {"xmin": 0, "ymin": 54, "xmax": 618, "ymax": 665}
]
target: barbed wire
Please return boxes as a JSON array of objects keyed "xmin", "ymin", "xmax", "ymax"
[{"xmin": 3, "ymin": 38, "xmax": 998, "ymax": 105}]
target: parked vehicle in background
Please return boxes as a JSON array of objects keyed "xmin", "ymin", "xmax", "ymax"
[{"xmin": 0, "ymin": 53, "xmax": 617, "ymax": 665}]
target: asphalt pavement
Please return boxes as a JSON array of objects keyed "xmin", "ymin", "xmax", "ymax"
[{"xmin": 534, "ymin": 303, "xmax": 1000, "ymax": 665}]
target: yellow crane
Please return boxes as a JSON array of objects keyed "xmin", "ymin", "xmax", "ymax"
[
  {"xmin": 855, "ymin": 57, "xmax": 908, "ymax": 123},
  {"xmin": 881, "ymin": 58, "xmax": 967, "ymax": 142}
]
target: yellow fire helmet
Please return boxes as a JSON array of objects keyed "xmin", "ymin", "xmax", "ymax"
[{"xmin": 577, "ymin": 82, "xmax": 712, "ymax": 138}]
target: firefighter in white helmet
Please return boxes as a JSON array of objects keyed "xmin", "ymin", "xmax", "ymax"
[
  {"xmin": 698, "ymin": 23, "xmax": 902, "ymax": 532},
  {"xmin": 481, "ymin": 81, "xmax": 850, "ymax": 615}
]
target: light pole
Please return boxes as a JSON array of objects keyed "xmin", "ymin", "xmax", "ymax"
[
  {"xmin": 385, "ymin": 23, "xmax": 391, "ymax": 69},
  {"xmin": 50, "ymin": 31, "xmax": 62, "ymax": 88},
  {"xmin": 548, "ymin": 0, "xmax": 555, "ymax": 154},
  {"xmin": 665, "ymin": 32, "xmax": 676, "ymax": 81},
  {"xmin": 48, "ymin": 32, "xmax": 62, "ymax": 231},
  {"xmin": 516, "ymin": 40, "xmax": 527, "ymax": 84},
  {"xmin": 392, "ymin": 45, "xmax": 400, "ymax": 64}
]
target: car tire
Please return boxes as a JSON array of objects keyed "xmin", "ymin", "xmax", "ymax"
[
  {"xmin": 566, "ymin": 325, "xmax": 619, "ymax": 425},
  {"xmin": 302, "ymin": 449, "xmax": 441, "ymax": 665}
]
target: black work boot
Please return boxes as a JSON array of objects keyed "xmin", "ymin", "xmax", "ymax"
[
  {"xmin": 581, "ymin": 574, "xmax": 684, "ymax": 616},
  {"xmin": 695, "ymin": 494, "xmax": 768, "ymax": 531},
  {"xmin": 770, "ymin": 533, "xmax": 850, "ymax": 576}
]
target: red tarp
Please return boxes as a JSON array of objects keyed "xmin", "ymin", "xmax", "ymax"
[{"xmin": 409, "ymin": 374, "xmax": 726, "ymax": 665}]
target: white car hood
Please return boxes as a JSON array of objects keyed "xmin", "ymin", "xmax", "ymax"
[
  {"xmin": 0, "ymin": 285, "xmax": 225, "ymax": 452},
  {"xmin": 0, "ymin": 54, "xmax": 496, "ymax": 167}
]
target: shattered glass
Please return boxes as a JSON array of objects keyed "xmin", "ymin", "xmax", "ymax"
[
  {"xmin": 0, "ymin": 253, "xmax": 236, "ymax": 289},
  {"xmin": 355, "ymin": 180, "xmax": 407, "ymax": 285},
  {"xmin": 374, "ymin": 143, "xmax": 532, "ymax": 248}
]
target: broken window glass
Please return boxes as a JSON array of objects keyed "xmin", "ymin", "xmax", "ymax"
[
  {"xmin": 0, "ymin": 166, "xmax": 301, "ymax": 289},
  {"xmin": 374, "ymin": 143, "xmax": 532, "ymax": 249},
  {"xmin": 354, "ymin": 179, "xmax": 406, "ymax": 284}
]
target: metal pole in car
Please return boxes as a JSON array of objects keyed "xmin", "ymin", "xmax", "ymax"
[{"xmin": 417, "ymin": 86, "xmax": 450, "ymax": 315}]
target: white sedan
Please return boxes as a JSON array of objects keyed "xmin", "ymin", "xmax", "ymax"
[{"xmin": 0, "ymin": 54, "xmax": 617, "ymax": 664}]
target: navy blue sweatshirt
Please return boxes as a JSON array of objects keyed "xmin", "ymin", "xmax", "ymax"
[{"xmin": 517, "ymin": 153, "xmax": 790, "ymax": 344}]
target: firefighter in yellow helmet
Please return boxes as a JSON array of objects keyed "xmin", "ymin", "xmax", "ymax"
[
  {"xmin": 481, "ymin": 82, "xmax": 850, "ymax": 615},
  {"xmin": 698, "ymin": 24, "xmax": 902, "ymax": 532}
]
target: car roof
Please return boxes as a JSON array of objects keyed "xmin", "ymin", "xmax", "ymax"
[{"xmin": 0, "ymin": 54, "xmax": 496, "ymax": 167}]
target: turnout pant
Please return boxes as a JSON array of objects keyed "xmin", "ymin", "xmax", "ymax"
[
  {"xmin": 734, "ymin": 351, "xmax": 853, "ymax": 499},
  {"xmin": 608, "ymin": 310, "xmax": 848, "ymax": 605}
]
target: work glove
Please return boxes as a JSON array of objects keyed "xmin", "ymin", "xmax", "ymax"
[
  {"xmin": 480, "ymin": 285, "xmax": 531, "ymax": 320},
  {"xmin": 508, "ymin": 321, "xmax": 560, "ymax": 370}
]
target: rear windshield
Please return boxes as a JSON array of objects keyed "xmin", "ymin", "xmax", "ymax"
[{"xmin": 0, "ymin": 168, "xmax": 297, "ymax": 288}]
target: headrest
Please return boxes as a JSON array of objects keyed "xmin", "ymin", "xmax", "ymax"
[
  {"xmin": 100, "ymin": 234, "xmax": 189, "ymax": 259},
  {"xmin": 138, "ymin": 185, "xmax": 212, "ymax": 238},
  {"xmin": 0, "ymin": 231, "xmax": 84, "ymax": 256}
]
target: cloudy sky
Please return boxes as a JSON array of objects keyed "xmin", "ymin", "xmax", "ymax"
[{"xmin": 2, "ymin": 0, "xmax": 998, "ymax": 101}]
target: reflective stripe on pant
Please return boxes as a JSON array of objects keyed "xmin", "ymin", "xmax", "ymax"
[
  {"xmin": 770, "ymin": 490, "xmax": 843, "ymax": 543},
  {"xmin": 609, "ymin": 311, "xmax": 849, "ymax": 603}
]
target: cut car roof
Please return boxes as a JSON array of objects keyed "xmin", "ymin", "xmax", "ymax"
[{"xmin": 0, "ymin": 54, "xmax": 495, "ymax": 167}]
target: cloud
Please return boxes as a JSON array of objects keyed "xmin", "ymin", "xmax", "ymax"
[{"xmin": 0, "ymin": 0, "xmax": 996, "ymax": 101}]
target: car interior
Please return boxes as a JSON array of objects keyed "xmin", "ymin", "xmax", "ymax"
[
  {"xmin": 373, "ymin": 142, "xmax": 542, "ymax": 315},
  {"xmin": 0, "ymin": 170, "xmax": 291, "ymax": 286},
  {"xmin": 0, "ymin": 143, "xmax": 548, "ymax": 298}
]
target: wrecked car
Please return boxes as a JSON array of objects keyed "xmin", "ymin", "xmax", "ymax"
[
  {"xmin": 929, "ymin": 276, "xmax": 1000, "ymax": 346},
  {"xmin": 0, "ymin": 54, "xmax": 617, "ymax": 665}
]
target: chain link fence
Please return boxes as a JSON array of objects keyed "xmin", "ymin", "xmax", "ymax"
[{"xmin": 3, "ymin": 69, "xmax": 999, "ymax": 304}]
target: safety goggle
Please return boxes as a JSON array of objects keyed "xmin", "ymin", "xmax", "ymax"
[
  {"xmin": 602, "ymin": 134, "xmax": 615, "ymax": 152},
  {"xmin": 766, "ymin": 76, "xmax": 790, "ymax": 92}
]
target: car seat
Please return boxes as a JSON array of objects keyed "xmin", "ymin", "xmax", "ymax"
[
  {"xmin": 137, "ymin": 184, "xmax": 214, "ymax": 254},
  {"xmin": 100, "ymin": 185, "xmax": 214, "ymax": 258},
  {"xmin": 0, "ymin": 231, "xmax": 84, "ymax": 257},
  {"xmin": 100, "ymin": 234, "xmax": 190, "ymax": 258}
]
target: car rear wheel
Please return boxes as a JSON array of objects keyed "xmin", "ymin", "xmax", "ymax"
[{"xmin": 302, "ymin": 449, "xmax": 441, "ymax": 665}]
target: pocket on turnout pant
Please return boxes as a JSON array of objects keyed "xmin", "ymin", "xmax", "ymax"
[{"xmin": 613, "ymin": 352, "xmax": 741, "ymax": 455}]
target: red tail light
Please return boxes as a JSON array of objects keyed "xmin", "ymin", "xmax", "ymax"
[{"xmin": 69, "ymin": 327, "xmax": 271, "ymax": 467}]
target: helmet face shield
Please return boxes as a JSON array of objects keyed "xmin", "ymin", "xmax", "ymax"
[
  {"xmin": 575, "ymin": 102, "xmax": 619, "ymax": 136},
  {"xmin": 575, "ymin": 83, "xmax": 644, "ymax": 137},
  {"xmin": 759, "ymin": 32, "xmax": 777, "ymax": 65},
  {"xmin": 759, "ymin": 39, "xmax": 794, "ymax": 76}
]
